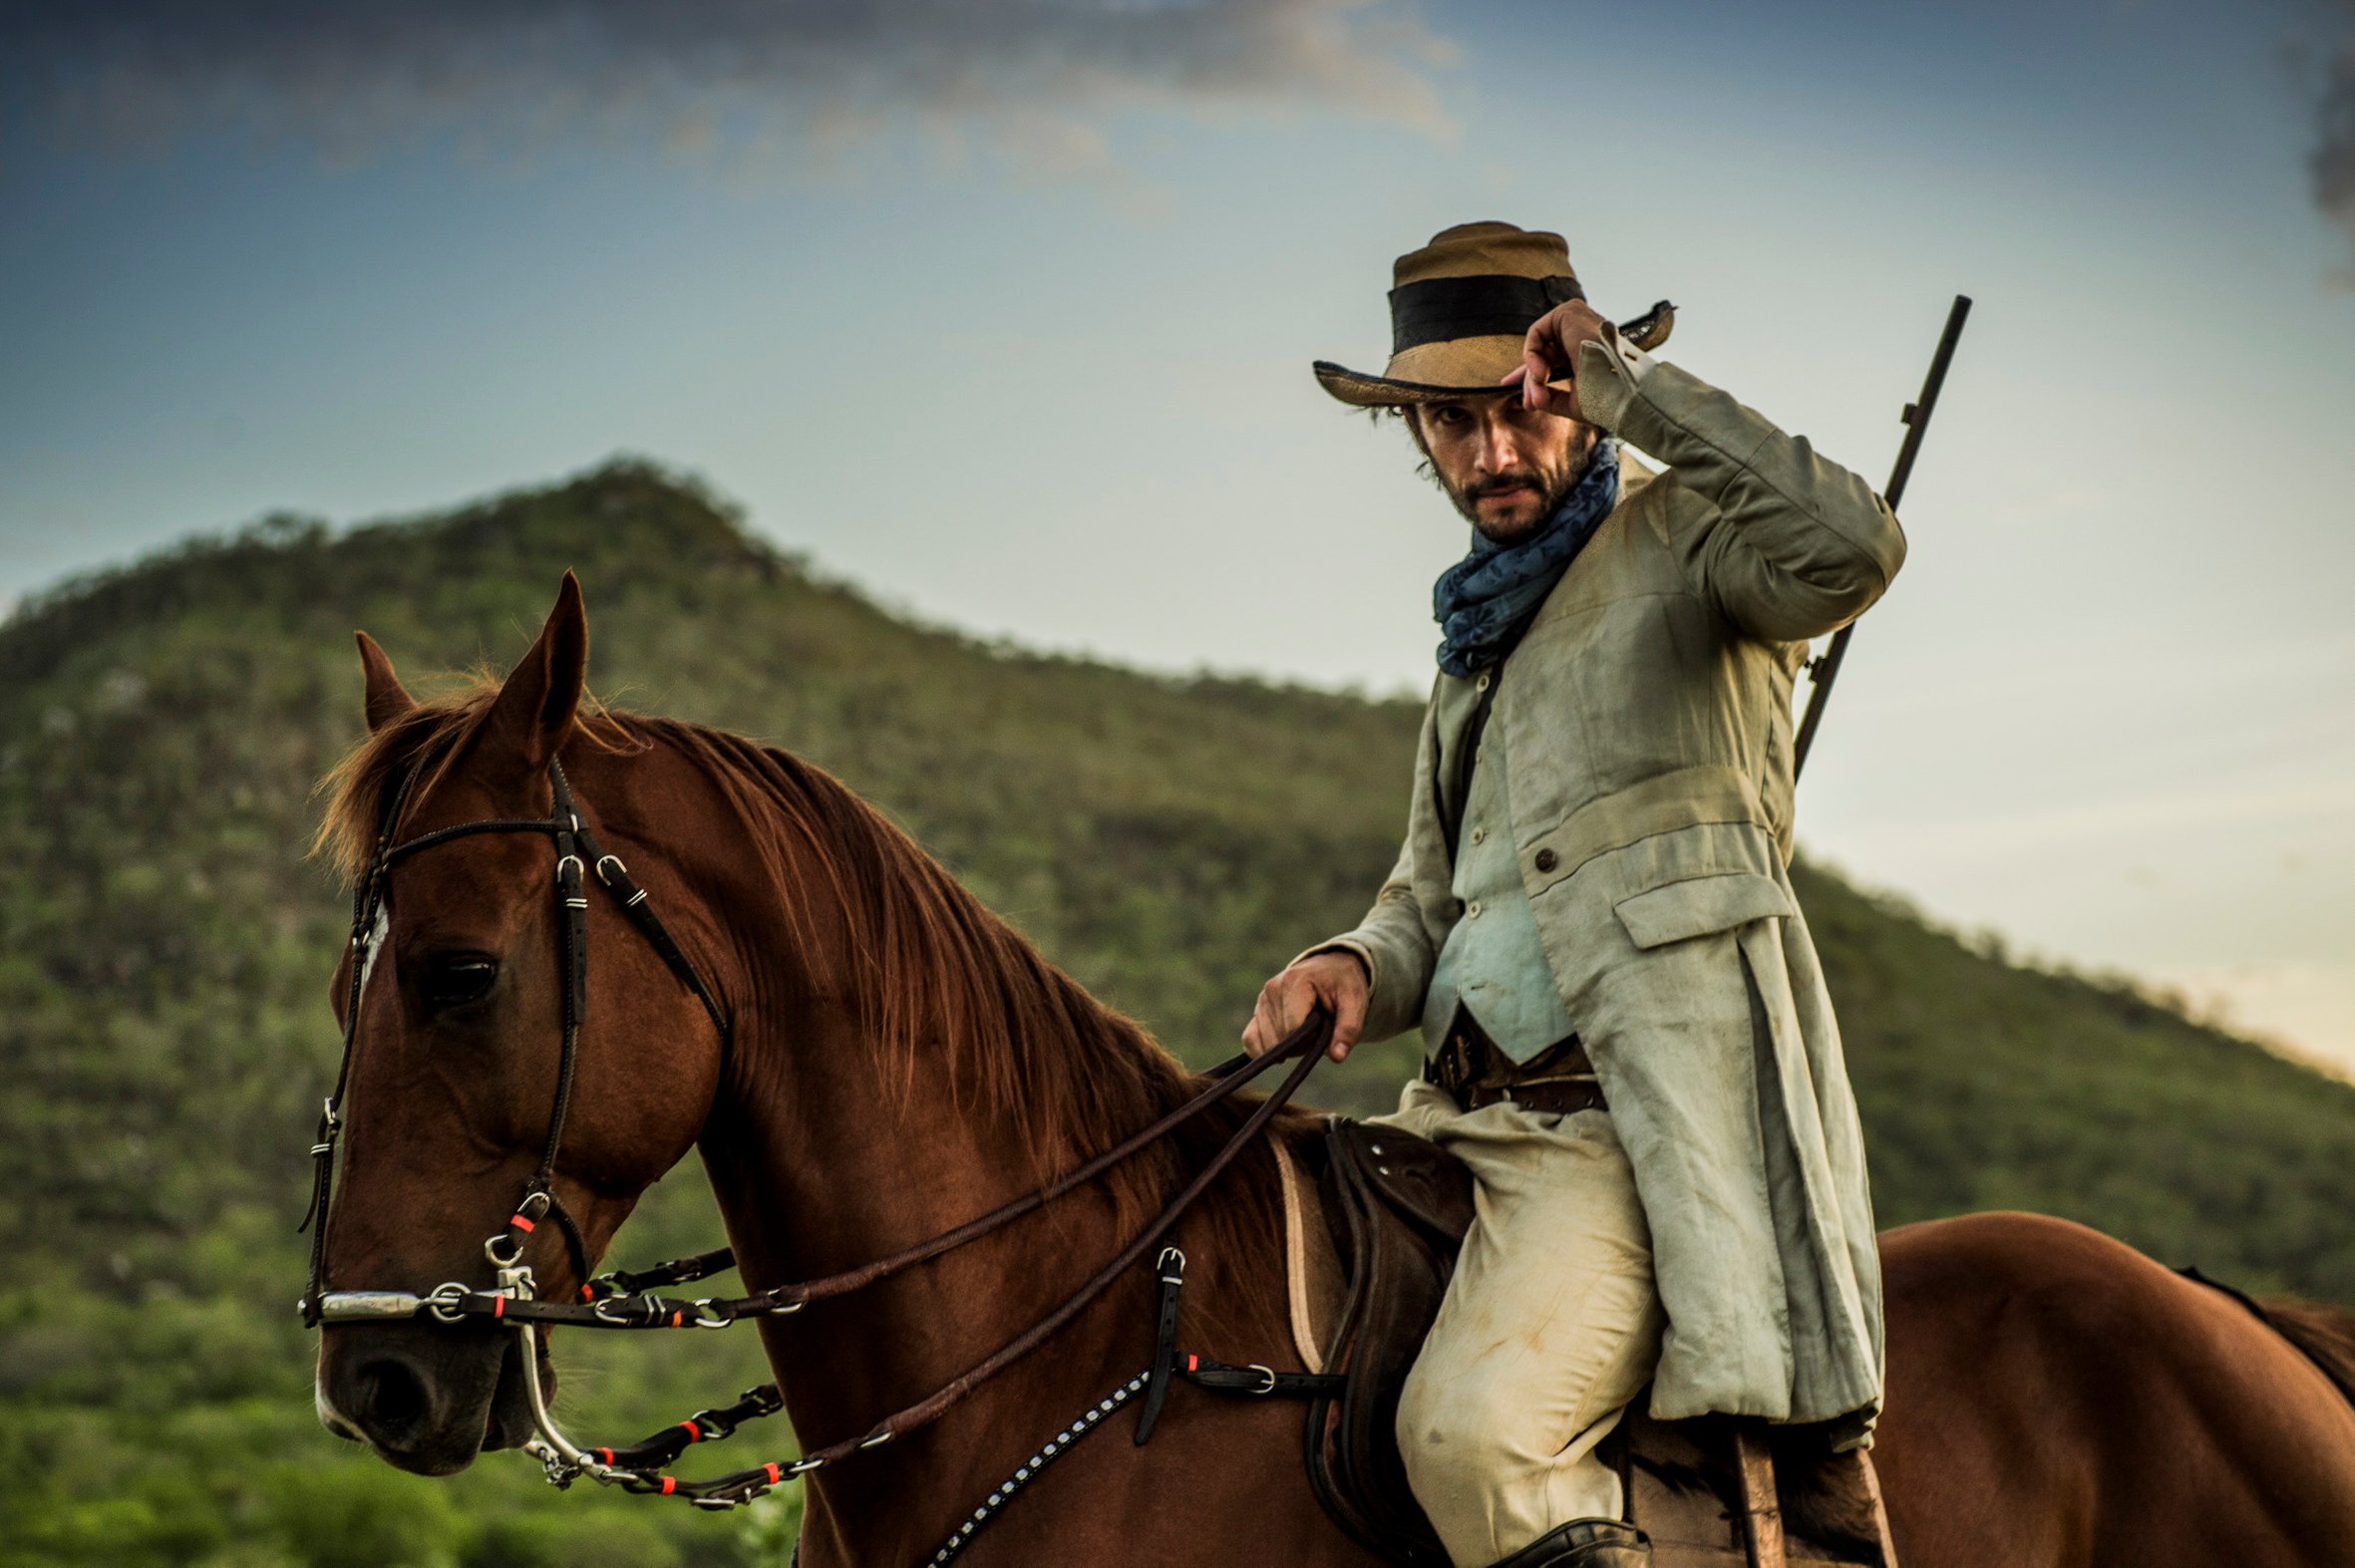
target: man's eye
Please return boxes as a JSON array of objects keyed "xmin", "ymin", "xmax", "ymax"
[{"xmin": 418, "ymin": 955, "xmax": 500, "ymax": 1013}]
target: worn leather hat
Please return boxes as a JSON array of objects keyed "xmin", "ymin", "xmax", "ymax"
[{"xmin": 1313, "ymin": 219, "xmax": 1672, "ymax": 408}]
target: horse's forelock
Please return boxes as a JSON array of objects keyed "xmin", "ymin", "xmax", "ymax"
[
  {"xmin": 313, "ymin": 672, "xmax": 646, "ymax": 883},
  {"xmin": 311, "ymin": 678, "xmax": 503, "ymax": 883}
]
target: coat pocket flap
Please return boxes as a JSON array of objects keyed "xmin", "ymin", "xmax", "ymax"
[{"xmin": 1612, "ymin": 872, "xmax": 1796, "ymax": 950}]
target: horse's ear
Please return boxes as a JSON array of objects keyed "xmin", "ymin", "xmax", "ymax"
[
  {"xmin": 356, "ymin": 631, "xmax": 416, "ymax": 734},
  {"xmin": 482, "ymin": 572, "xmax": 589, "ymax": 773}
]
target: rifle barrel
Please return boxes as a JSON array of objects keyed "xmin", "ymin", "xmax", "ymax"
[{"xmin": 1792, "ymin": 293, "xmax": 1971, "ymax": 780}]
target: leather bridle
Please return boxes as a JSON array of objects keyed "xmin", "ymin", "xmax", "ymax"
[
  {"xmin": 300, "ymin": 757, "xmax": 1331, "ymax": 1522},
  {"xmin": 300, "ymin": 759, "xmax": 728, "ymax": 1330}
]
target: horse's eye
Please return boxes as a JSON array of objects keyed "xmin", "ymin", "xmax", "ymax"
[{"xmin": 418, "ymin": 955, "xmax": 500, "ymax": 1014}]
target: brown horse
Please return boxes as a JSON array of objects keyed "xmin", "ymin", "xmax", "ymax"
[{"xmin": 310, "ymin": 577, "xmax": 2355, "ymax": 1567}]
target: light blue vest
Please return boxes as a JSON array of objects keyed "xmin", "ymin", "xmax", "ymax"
[{"xmin": 1419, "ymin": 695, "xmax": 1578, "ymax": 1064}]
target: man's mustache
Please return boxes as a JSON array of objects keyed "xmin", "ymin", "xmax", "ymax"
[{"xmin": 1465, "ymin": 470, "xmax": 1547, "ymax": 501}]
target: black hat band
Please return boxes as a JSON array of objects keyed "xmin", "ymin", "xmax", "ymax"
[{"xmin": 1389, "ymin": 273, "xmax": 1585, "ymax": 355}]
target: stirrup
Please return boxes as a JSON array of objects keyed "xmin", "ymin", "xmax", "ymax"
[
  {"xmin": 1734, "ymin": 1420, "xmax": 1899, "ymax": 1568},
  {"xmin": 1732, "ymin": 1423, "xmax": 1787, "ymax": 1568},
  {"xmin": 1488, "ymin": 1517, "xmax": 1651, "ymax": 1568},
  {"xmin": 1778, "ymin": 1437, "xmax": 1899, "ymax": 1568}
]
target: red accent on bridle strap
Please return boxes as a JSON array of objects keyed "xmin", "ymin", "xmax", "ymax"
[
  {"xmin": 510, "ymin": 1214, "xmax": 536, "ymax": 1233},
  {"xmin": 679, "ymin": 1420, "xmax": 701, "ymax": 1442}
]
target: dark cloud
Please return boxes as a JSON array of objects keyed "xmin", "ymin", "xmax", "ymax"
[
  {"xmin": 0, "ymin": 0, "xmax": 1452, "ymax": 171},
  {"xmin": 2308, "ymin": 1, "xmax": 2355, "ymax": 275}
]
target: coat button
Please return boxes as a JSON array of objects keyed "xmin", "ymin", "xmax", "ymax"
[
  {"xmin": 1475, "ymin": 672, "xmax": 1492, "ymax": 692},
  {"xmin": 1533, "ymin": 848, "xmax": 1558, "ymax": 873},
  {"xmin": 1466, "ymin": 900, "xmax": 1484, "ymax": 919},
  {"xmin": 1470, "ymin": 825, "xmax": 1487, "ymax": 845}
]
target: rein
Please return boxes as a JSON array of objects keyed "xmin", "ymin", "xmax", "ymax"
[{"xmin": 302, "ymin": 758, "xmax": 1331, "ymax": 1517}]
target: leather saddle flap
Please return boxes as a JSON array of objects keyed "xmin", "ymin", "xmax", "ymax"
[{"xmin": 1307, "ymin": 1116, "xmax": 1475, "ymax": 1566}]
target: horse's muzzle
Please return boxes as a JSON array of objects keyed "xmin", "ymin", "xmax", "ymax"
[{"xmin": 315, "ymin": 1324, "xmax": 546, "ymax": 1474}]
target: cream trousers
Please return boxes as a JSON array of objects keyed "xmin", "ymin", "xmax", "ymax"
[{"xmin": 1376, "ymin": 1080, "xmax": 1666, "ymax": 1567}]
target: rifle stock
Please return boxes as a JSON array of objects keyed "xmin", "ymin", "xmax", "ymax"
[{"xmin": 1792, "ymin": 293, "xmax": 1971, "ymax": 780}]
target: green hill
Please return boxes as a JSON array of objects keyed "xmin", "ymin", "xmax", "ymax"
[{"xmin": 5, "ymin": 460, "xmax": 2353, "ymax": 1567}]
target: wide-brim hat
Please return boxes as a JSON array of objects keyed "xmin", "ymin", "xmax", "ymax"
[{"xmin": 1313, "ymin": 220, "xmax": 1673, "ymax": 409}]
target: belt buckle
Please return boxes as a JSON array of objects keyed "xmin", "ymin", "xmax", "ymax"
[{"xmin": 1425, "ymin": 1029, "xmax": 1475, "ymax": 1106}]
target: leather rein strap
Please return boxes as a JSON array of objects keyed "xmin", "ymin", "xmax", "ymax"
[{"xmin": 301, "ymin": 757, "xmax": 1332, "ymax": 1507}]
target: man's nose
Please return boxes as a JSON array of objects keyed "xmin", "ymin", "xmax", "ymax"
[{"xmin": 1474, "ymin": 416, "xmax": 1523, "ymax": 474}]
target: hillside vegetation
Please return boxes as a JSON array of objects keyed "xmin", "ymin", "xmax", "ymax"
[{"xmin": 5, "ymin": 461, "xmax": 2353, "ymax": 1567}]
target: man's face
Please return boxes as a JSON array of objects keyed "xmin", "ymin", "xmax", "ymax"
[{"xmin": 1413, "ymin": 397, "xmax": 1597, "ymax": 544}]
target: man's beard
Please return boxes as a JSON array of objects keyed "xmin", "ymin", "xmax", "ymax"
[{"xmin": 1444, "ymin": 442, "xmax": 1595, "ymax": 545}]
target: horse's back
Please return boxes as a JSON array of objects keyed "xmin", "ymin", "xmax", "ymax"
[{"xmin": 1874, "ymin": 1211, "xmax": 2355, "ymax": 1567}]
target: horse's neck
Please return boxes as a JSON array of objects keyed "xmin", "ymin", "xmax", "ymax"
[
  {"xmin": 699, "ymin": 1004, "xmax": 1070, "ymax": 1290},
  {"xmin": 679, "ymin": 801, "xmax": 1150, "ymax": 1514},
  {"xmin": 642, "ymin": 745, "xmax": 1304, "ymax": 1557}
]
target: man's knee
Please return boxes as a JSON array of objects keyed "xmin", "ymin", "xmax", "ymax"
[{"xmin": 1396, "ymin": 1358, "xmax": 1528, "ymax": 1499}]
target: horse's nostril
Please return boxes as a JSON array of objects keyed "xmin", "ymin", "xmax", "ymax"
[{"xmin": 356, "ymin": 1357, "xmax": 433, "ymax": 1443}]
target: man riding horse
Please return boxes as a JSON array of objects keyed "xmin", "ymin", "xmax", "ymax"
[{"xmin": 1242, "ymin": 221, "xmax": 1902, "ymax": 1568}]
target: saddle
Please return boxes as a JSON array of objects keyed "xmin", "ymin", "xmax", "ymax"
[{"xmin": 1295, "ymin": 1118, "xmax": 1894, "ymax": 1568}]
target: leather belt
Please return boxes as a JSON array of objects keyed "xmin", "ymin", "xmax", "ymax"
[{"xmin": 1425, "ymin": 1006, "xmax": 1606, "ymax": 1117}]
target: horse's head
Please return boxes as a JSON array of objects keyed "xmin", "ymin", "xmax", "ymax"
[{"xmin": 310, "ymin": 575, "xmax": 728, "ymax": 1474}]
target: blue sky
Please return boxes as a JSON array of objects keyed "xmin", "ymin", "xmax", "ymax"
[{"xmin": 4, "ymin": 0, "xmax": 2352, "ymax": 1070}]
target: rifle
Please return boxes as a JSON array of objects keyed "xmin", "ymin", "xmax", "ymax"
[{"xmin": 1792, "ymin": 293, "xmax": 1972, "ymax": 780}]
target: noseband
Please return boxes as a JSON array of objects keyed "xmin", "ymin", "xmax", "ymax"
[{"xmin": 301, "ymin": 756, "xmax": 1332, "ymax": 1534}]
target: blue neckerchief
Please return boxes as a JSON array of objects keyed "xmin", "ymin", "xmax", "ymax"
[{"xmin": 1432, "ymin": 440, "xmax": 1620, "ymax": 678}]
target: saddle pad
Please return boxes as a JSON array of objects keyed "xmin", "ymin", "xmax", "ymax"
[{"xmin": 1275, "ymin": 1131, "xmax": 1346, "ymax": 1374}]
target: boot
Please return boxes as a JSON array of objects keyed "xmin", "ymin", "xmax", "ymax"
[
  {"xmin": 1782, "ymin": 1445, "xmax": 1898, "ymax": 1568},
  {"xmin": 1488, "ymin": 1518, "xmax": 1652, "ymax": 1568}
]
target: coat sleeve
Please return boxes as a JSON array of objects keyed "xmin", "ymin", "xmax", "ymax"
[
  {"xmin": 1298, "ymin": 831, "xmax": 1437, "ymax": 1047},
  {"xmin": 1575, "ymin": 340, "xmax": 1907, "ymax": 642}
]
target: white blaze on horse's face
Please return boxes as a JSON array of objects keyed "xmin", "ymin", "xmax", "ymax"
[{"xmin": 358, "ymin": 901, "xmax": 390, "ymax": 1003}]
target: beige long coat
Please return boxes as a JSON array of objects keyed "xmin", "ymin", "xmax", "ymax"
[{"xmin": 1324, "ymin": 341, "xmax": 1904, "ymax": 1427}]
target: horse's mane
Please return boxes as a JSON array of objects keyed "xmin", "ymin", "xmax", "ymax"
[{"xmin": 315, "ymin": 683, "xmax": 1302, "ymax": 1306}]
